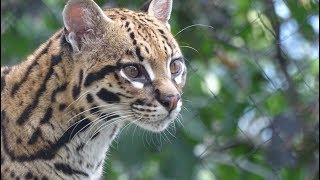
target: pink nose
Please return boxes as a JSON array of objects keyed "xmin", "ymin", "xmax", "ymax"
[{"xmin": 158, "ymin": 94, "xmax": 181, "ymax": 112}]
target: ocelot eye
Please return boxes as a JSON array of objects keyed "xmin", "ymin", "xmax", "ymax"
[
  {"xmin": 123, "ymin": 65, "xmax": 140, "ymax": 78},
  {"xmin": 170, "ymin": 59, "xmax": 182, "ymax": 75}
]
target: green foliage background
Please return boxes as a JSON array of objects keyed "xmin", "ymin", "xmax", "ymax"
[{"xmin": 1, "ymin": 0, "xmax": 319, "ymax": 179}]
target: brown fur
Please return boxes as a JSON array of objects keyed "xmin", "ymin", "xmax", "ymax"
[{"xmin": 1, "ymin": 1, "xmax": 185, "ymax": 179}]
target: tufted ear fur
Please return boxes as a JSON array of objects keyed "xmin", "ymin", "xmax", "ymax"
[
  {"xmin": 63, "ymin": 0, "xmax": 112, "ymax": 52},
  {"xmin": 141, "ymin": 0, "xmax": 173, "ymax": 30}
]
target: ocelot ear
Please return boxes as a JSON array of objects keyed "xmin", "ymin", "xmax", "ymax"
[
  {"xmin": 62, "ymin": 0, "xmax": 112, "ymax": 52},
  {"xmin": 141, "ymin": 0, "xmax": 173, "ymax": 30}
]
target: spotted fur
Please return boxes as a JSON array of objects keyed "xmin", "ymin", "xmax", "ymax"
[{"xmin": 1, "ymin": 0, "xmax": 186, "ymax": 179}]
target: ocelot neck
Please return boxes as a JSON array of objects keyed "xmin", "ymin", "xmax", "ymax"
[{"xmin": 1, "ymin": 30, "xmax": 125, "ymax": 162}]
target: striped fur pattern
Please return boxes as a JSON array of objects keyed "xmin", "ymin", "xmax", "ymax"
[{"xmin": 1, "ymin": 0, "xmax": 186, "ymax": 179}]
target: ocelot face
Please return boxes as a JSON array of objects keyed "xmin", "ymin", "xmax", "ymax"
[
  {"xmin": 116, "ymin": 41, "xmax": 186, "ymax": 132},
  {"xmin": 64, "ymin": 0, "xmax": 186, "ymax": 132}
]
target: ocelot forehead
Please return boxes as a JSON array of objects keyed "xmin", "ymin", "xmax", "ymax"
[{"xmin": 105, "ymin": 8, "xmax": 181, "ymax": 68}]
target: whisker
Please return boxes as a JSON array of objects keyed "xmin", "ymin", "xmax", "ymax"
[
  {"xmin": 117, "ymin": 116, "xmax": 142, "ymax": 138},
  {"xmin": 132, "ymin": 123, "xmax": 139, "ymax": 144},
  {"xmin": 182, "ymin": 99, "xmax": 192, "ymax": 103},
  {"xmin": 86, "ymin": 115, "xmax": 133, "ymax": 143},
  {"xmin": 161, "ymin": 130, "xmax": 171, "ymax": 143},
  {"xmin": 182, "ymin": 106, "xmax": 191, "ymax": 113},
  {"xmin": 66, "ymin": 104, "xmax": 130, "ymax": 124},
  {"xmin": 180, "ymin": 45, "xmax": 200, "ymax": 54},
  {"xmin": 167, "ymin": 123, "xmax": 176, "ymax": 139},
  {"xmin": 65, "ymin": 89, "xmax": 92, "ymax": 111},
  {"xmin": 82, "ymin": 110, "xmax": 132, "ymax": 142},
  {"xmin": 150, "ymin": 131, "xmax": 155, "ymax": 148},
  {"xmin": 89, "ymin": 113, "xmax": 135, "ymax": 140},
  {"xmin": 63, "ymin": 109, "xmax": 131, "ymax": 143},
  {"xmin": 87, "ymin": 117, "xmax": 126, "ymax": 143},
  {"xmin": 123, "ymin": 112, "xmax": 144, "ymax": 135},
  {"xmin": 175, "ymin": 24, "xmax": 214, "ymax": 37},
  {"xmin": 103, "ymin": 115, "xmax": 139, "ymax": 143},
  {"xmin": 176, "ymin": 113, "xmax": 185, "ymax": 129},
  {"xmin": 60, "ymin": 110, "xmax": 104, "ymax": 141},
  {"xmin": 156, "ymin": 132, "xmax": 162, "ymax": 148},
  {"xmin": 171, "ymin": 121, "xmax": 177, "ymax": 134}
]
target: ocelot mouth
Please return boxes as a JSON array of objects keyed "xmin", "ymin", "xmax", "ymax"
[{"xmin": 130, "ymin": 113, "xmax": 174, "ymax": 132}]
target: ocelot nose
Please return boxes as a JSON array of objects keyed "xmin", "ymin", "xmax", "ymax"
[{"xmin": 158, "ymin": 94, "xmax": 181, "ymax": 112}]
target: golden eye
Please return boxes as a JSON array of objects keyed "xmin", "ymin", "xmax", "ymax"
[
  {"xmin": 170, "ymin": 60, "xmax": 182, "ymax": 75},
  {"xmin": 123, "ymin": 65, "xmax": 139, "ymax": 78}
]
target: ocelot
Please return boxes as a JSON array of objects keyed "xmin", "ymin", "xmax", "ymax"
[{"xmin": 1, "ymin": 0, "xmax": 186, "ymax": 179}]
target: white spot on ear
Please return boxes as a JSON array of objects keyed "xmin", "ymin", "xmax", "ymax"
[
  {"xmin": 65, "ymin": 32, "xmax": 80, "ymax": 52},
  {"xmin": 62, "ymin": 0, "xmax": 113, "ymax": 52},
  {"xmin": 143, "ymin": 63, "xmax": 155, "ymax": 81},
  {"xmin": 120, "ymin": 70, "xmax": 144, "ymax": 89},
  {"xmin": 148, "ymin": 0, "xmax": 172, "ymax": 29}
]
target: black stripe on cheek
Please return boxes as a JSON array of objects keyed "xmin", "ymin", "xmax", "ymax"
[
  {"xmin": 96, "ymin": 88, "xmax": 120, "ymax": 103},
  {"xmin": 40, "ymin": 107, "xmax": 53, "ymax": 124},
  {"xmin": 11, "ymin": 40, "xmax": 52, "ymax": 96},
  {"xmin": 16, "ymin": 54, "xmax": 62, "ymax": 126},
  {"xmin": 2, "ymin": 113, "xmax": 92, "ymax": 162},
  {"xmin": 72, "ymin": 70, "xmax": 83, "ymax": 99},
  {"xmin": 68, "ymin": 117, "xmax": 91, "ymax": 139},
  {"xmin": 54, "ymin": 163, "xmax": 88, "ymax": 177},
  {"xmin": 51, "ymin": 83, "xmax": 67, "ymax": 102},
  {"xmin": 28, "ymin": 128, "xmax": 42, "ymax": 145},
  {"xmin": 84, "ymin": 66, "xmax": 118, "ymax": 87}
]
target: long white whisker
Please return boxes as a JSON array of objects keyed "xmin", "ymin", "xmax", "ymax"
[
  {"xmin": 66, "ymin": 104, "xmax": 130, "ymax": 124},
  {"xmin": 81, "ymin": 111, "xmax": 128, "ymax": 142},
  {"xmin": 61, "ymin": 110, "xmax": 104, "ymax": 141},
  {"xmin": 182, "ymin": 106, "xmax": 191, "ymax": 113},
  {"xmin": 89, "ymin": 113, "xmax": 135, "ymax": 140},
  {"xmin": 161, "ymin": 130, "xmax": 171, "ymax": 143},
  {"xmin": 90, "ymin": 117, "xmax": 126, "ymax": 140},
  {"xmin": 97, "ymin": 115, "xmax": 138, "ymax": 142},
  {"xmin": 86, "ymin": 115, "xmax": 133, "ymax": 144},
  {"xmin": 180, "ymin": 45, "xmax": 200, "ymax": 54},
  {"xmin": 86, "ymin": 109, "xmax": 132, "ymax": 137},
  {"xmin": 132, "ymin": 122, "xmax": 139, "ymax": 144},
  {"xmin": 123, "ymin": 112, "xmax": 144, "ymax": 135},
  {"xmin": 177, "ymin": 113, "xmax": 185, "ymax": 129},
  {"xmin": 65, "ymin": 89, "xmax": 92, "ymax": 111},
  {"xmin": 167, "ymin": 123, "xmax": 176, "ymax": 139},
  {"xmin": 175, "ymin": 24, "xmax": 214, "ymax": 37},
  {"xmin": 117, "ymin": 116, "xmax": 143, "ymax": 138}
]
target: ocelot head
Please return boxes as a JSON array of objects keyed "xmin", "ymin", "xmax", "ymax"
[{"xmin": 63, "ymin": 0, "xmax": 186, "ymax": 132}]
